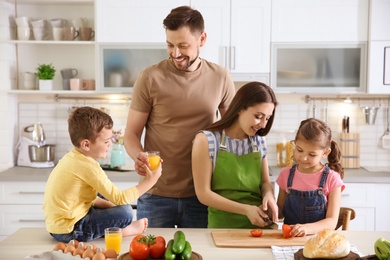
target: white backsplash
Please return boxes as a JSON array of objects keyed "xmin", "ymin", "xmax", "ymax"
[{"xmin": 15, "ymin": 95, "xmax": 390, "ymax": 169}]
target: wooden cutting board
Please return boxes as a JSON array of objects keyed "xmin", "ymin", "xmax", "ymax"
[{"xmin": 211, "ymin": 229, "xmax": 310, "ymax": 248}]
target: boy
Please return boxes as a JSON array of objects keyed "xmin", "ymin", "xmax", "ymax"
[{"xmin": 43, "ymin": 106, "xmax": 161, "ymax": 242}]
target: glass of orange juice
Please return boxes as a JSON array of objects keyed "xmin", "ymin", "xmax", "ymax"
[
  {"xmin": 104, "ymin": 227, "xmax": 122, "ymax": 255},
  {"xmin": 145, "ymin": 151, "xmax": 161, "ymax": 171}
]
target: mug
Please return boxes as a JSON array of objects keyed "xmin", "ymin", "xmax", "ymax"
[
  {"xmin": 61, "ymin": 68, "xmax": 78, "ymax": 79},
  {"xmin": 17, "ymin": 26, "xmax": 31, "ymax": 40},
  {"xmin": 52, "ymin": 27, "xmax": 63, "ymax": 41},
  {"xmin": 63, "ymin": 26, "xmax": 79, "ymax": 40},
  {"xmin": 83, "ymin": 79, "xmax": 95, "ymax": 90},
  {"xmin": 32, "ymin": 27, "xmax": 46, "ymax": 40},
  {"xmin": 79, "ymin": 27, "xmax": 95, "ymax": 41},
  {"xmin": 70, "ymin": 78, "xmax": 83, "ymax": 91}
]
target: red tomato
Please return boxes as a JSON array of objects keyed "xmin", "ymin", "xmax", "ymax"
[
  {"xmin": 149, "ymin": 240, "xmax": 166, "ymax": 259},
  {"xmin": 129, "ymin": 237, "xmax": 149, "ymax": 260},
  {"xmin": 282, "ymin": 224, "xmax": 292, "ymax": 238},
  {"xmin": 250, "ymin": 229, "xmax": 263, "ymax": 237},
  {"xmin": 132, "ymin": 234, "xmax": 146, "ymax": 244},
  {"xmin": 155, "ymin": 235, "xmax": 166, "ymax": 245}
]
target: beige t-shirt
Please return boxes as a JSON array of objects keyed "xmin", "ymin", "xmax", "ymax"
[
  {"xmin": 131, "ymin": 58, "xmax": 235, "ymax": 197},
  {"xmin": 42, "ymin": 149, "xmax": 138, "ymax": 233}
]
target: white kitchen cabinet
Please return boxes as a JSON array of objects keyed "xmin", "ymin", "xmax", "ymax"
[
  {"xmin": 375, "ymin": 184, "xmax": 390, "ymax": 231},
  {"xmin": 369, "ymin": 0, "xmax": 390, "ymax": 41},
  {"xmin": 0, "ymin": 179, "xmax": 139, "ymax": 240},
  {"xmin": 9, "ymin": 0, "xmax": 96, "ymax": 93},
  {"xmin": 192, "ymin": 0, "xmax": 271, "ymax": 75},
  {"xmin": 96, "ymin": 0, "xmax": 189, "ymax": 43},
  {"xmin": 0, "ymin": 181, "xmax": 46, "ymax": 239},
  {"xmin": 341, "ymin": 183, "xmax": 376, "ymax": 231},
  {"xmin": 367, "ymin": 41, "xmax": 390, "ymax": 94},
  {"xmin": 271, "ymin": 0, "xmax": 368, "ymax": 42}
]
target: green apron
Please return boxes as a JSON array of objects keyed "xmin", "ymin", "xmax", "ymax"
[{"xmin": 208, "ymin": 131, "xmax": 263, "ymax": 228}]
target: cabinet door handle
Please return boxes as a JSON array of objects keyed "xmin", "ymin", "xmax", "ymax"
[
  {"xmin": 341, "ymin": 194, "xmax": 350, "ymax": 197},
  {"xmin": 230, "ymin": 46, "xmax": 236, "ymax": 70},
  {"xmin": 19, "ymin": 219, "xmax": 45, "ymax": 223},
  {"xmin": 19, "ymin": 191, "xmax": 45, "ymax": 195},
  {"xmin": 223, "ymin": 46, "xmax": 228, "ymax": 69}
]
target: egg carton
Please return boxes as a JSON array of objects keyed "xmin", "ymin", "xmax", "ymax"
[{"xmin": 25, "ymin": 250, "xmax": 116, "ymax": 260}]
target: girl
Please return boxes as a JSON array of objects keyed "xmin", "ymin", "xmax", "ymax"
[
  {"xmin": 192, "ymin": 81, "xmax": 279, "ymax": 228},
  {"xmin": 276, "ymin": 118, "xmax": 344, "ymax": 237}
]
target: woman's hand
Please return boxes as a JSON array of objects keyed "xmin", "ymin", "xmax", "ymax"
[
  {"xmin": 245, "ymin": 205, "xmax": 273, "ymax": 227},
  {"xmin": 262, "ymin": 192, "xmax": 279, "ymax": 223}
]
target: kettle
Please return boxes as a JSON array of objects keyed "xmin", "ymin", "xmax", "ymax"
[{"xmin": 108, "ymin": 67, "xmax": 129, "ymax": 87}]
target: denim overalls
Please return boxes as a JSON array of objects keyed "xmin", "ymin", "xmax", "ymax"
[{"xmin": 282, "ymin": 164, "xmax": 329, "ymax": 225}]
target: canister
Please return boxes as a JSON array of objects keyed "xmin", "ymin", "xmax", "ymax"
[{"xmin": 275, "ymin": 130, "xmax": 295, "ymax": 167}]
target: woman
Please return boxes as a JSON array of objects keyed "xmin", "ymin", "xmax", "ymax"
[{"xmin": 192, "ymin": 81, "xmax": 279, "ymax": 228}]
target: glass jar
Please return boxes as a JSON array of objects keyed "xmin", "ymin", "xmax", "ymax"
[
  {"xmin": 275, "ymin": 130, "xmax": 295, "ymax": 167},
  {"xmin": 110, "ymin": 143, "xmax": 125, "ymax": 168}
]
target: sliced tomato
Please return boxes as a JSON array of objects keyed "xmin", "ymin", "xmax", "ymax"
[
  {"xmin": 282, "ymin": 224, "xmax": 292, "ymax": 238},
  {"xmin": 250, "ymin": 229, "xmax": 263, "ymax": 237}
]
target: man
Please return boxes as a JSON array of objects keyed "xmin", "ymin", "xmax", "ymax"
[{"xmin": 124, "ymin": 5, "xmax": 235, "ymax": 228}]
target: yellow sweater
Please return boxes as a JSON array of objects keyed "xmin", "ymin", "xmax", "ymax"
[{"xmin": 42, "ymin": 149, "xmax": 138, "ymax": 234}]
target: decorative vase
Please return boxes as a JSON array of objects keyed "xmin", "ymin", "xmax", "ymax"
[
  {"xmin": 39, "ymin": 79, "xmax": 53, "ymax": 91},
  {"xmin": 110, "ymin": 143, "xmax": 125, "ymax": 168}
]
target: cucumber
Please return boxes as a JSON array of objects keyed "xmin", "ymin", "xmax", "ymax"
[
  {"xmin": 179, "ymin": 241, "xmax": 192, "ymax": 260},
  {"xmin": 172, "ymin": 230, "xmax": 186, "ymax": 254},
  {"xmin": 164, "ymin": 239, "xmax": 176, "ymax": 260}
]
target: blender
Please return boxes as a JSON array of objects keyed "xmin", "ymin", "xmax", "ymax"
[{"xmin": 17, "ymin": 123, "xmax": 55, "ymax": 168}]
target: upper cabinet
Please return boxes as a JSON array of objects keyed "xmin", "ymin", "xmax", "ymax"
[
  {"xmin": 191, "ymin": 0, "xmax": 271, "ymax": 75},
  {"xmin": 96, "ymin": 0, "xmax": 189, "ymax": 43},
  {"xmin": 271, "ymin": 0, "xmax": 369, "ymax": 42},
  {"xmin": 369, "ymin": 0, "xmax": 390, "ymax": 41},
  {"xmin": 366, "ymin": 0, "xmax": 390, "ymax": 94}
]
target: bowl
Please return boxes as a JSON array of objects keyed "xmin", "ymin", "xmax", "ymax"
[{"xmin": 28, "ymin": 145, "xmax": 55, "ymax": 162}]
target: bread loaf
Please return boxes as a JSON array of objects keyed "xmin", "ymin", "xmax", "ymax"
[{"xmin": 303, "ymin": 229, "xmax": 351, "ymax": 259}]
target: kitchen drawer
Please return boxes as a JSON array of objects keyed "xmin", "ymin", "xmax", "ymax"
[
  {"xmin": 0, "ymin": 205, "xmax": 45, "ymax": 236},
  {"xmin": 341, "ymin": 183, "xmax": 375, "ymax": 207},
  {"xmin": 0, "ymin": 182, "xmax": 46, "ymax": 205}
]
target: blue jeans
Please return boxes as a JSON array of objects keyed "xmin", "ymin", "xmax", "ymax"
[
  {"xmin": 50, "ymin": 205, "xmax": 134, "ymax": 243},
  {"xmin": 137, "ymin": 194, "xmax": 208, "ymax": 228}
]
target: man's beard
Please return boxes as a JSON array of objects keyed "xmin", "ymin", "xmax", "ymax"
[{"xmin": 170, "ymin": 50, "xmax": 200, "ymax": 71}]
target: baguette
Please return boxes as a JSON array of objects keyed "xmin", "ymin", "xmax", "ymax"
[{"xmin": 303, "ymin": 229, "xmax": 350, "ymax": 259}]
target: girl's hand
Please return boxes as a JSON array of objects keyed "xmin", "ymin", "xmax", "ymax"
[
  {"xmin": 143, "ymin": 161, "xmax": 162, "ymax": 182},
  {"xmin": 290, "ymin": 224, "xmax": 308, "ymax": 237}
]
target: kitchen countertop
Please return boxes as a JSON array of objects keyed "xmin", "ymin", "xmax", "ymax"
[
  {"xmin": 1, "ymin": 166, "xmax": 389, "ymax": 183},
  {"xmin": 0, "ymin": 166, "xmax": 140, "ymax": 183},
  {"xmin": 0, "ymin": 227, "xmax": 389, "ymax": 259},
  {"xmin": 269, "ymin": 166, "xmax": 390, "ymax": 183}
]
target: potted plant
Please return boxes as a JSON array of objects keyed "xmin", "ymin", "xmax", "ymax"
[{"xmin": 35, "ymin": 63, "xmax": 56, "ymax": 91}]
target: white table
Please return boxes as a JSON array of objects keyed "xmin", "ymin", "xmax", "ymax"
[{"xmin": 0, "ymin": 228, "xmax": 389, "ymax": 259}]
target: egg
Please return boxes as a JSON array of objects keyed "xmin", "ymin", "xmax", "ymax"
[
  {"xmin": 53, "ymin": 242, "xmax": 66, "ymax": 252},
  {"xmin": 105, "ymin": 248, "xmax": 117, "ymax": 259},
  {"xmin": 93, "ymin": 247, "xmax": 107, "ymax": 260},
  {"xmin": 82, "ymin": 245, "xmax": 95, "ymax": 259},
  {"xmin": 64, "ymin": 240, "xmax": 76, "ymax": 254},
  {"xmin": 73, "ymin": 242, "xmax": 85, "ymax": 257}
]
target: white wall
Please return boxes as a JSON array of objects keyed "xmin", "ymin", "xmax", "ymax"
[{"xmin": 9, "ymin": 93, "xmax": 390, "ymax": 172}]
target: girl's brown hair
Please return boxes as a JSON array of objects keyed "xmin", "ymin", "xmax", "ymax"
[{"xmin": 295, "ymin": 118, "xmax": 344, "ymax": 178}]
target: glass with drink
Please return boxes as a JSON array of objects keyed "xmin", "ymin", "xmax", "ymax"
[
  {"xmin": 104, "ymin": 227, "xmax": 122, "ymax": 255},
  {"xmin": 145, "ymin": 151, "xmax": 161, "ymax": 171}
]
